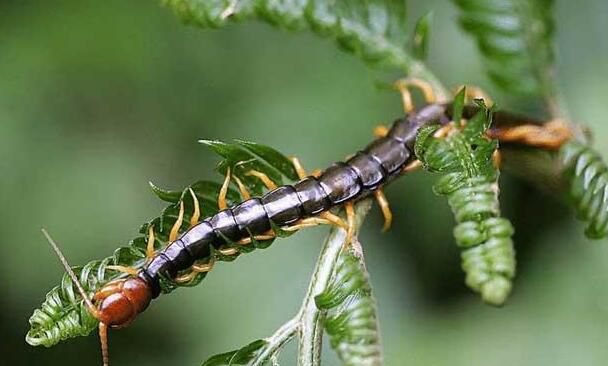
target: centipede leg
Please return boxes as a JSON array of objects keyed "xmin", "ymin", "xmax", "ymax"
[
  {"xmin": 487, "ymin": 119, "xmax": 573, "ymax": 150},
  {"xmin": 233, "ymin": 175, "xmax": 251, "ymax": 200},
  {"xmin": 218, "ymin": 247, "xmax": 239, "ymax": 256},
  {"xmin": 290, "ymin": 156, "xmax": 322, "ymax": 179},
  {"xmin": 403, "ymin": 160, "xmax": 422, "ymax": 173},
  {"xmin": 218, "ymin": 167, "xmax": 231, "ymax": 210},
  {"xmin": 290, "ymin": 157, "xmax": 308, "ymax": 179},
  {"xmin": 343, "ymin": 202, "xmax": 356, "ymax": 248},
  {"xmin": 374, "ymin": 190, "xmax": 392, "ymax": 232},
  {"xmin": 146, "ymin": 225, "xmax": 156, "ymax": 259},
  {"xmin": 237, "ymin": 231, "xmax": 276, "ymax": 245},
  {"xmin": 373, "ymin": 125, "xmax": 389, "ymax": 138},
  {"xmin": 434, "ymin": 122, "xmax": 457, "ymax": 138},
  {"xmin": 169, "ymin": 200, "xmax": 184, "ymax": 243},
  {"xmin": 105, "ymin": 265, "xmax": 139, "ymax": 276},
  {"xmin": 245, "ymin": 170, "xmax": 278, "ymax": 190},
  {"xmin": 282, "ymin": 217, "xmax": 338, "ymax": 232},
  {"xmin": 188, "ymin": 188, "xmax": 201, "ymax": 227},
  {"xmin": 99, "ymin": 323, "xmax": 109, "ymax": 366},
  {"xmin": 319, "ymin": 211, "xmax": 348, "ymax": 229},
  {"xmin": 176, "ymin": 260, "xmax": 216, "ymax": 283},
  {"xmin": 394, "ymin": 77, "xmax": 438, "ymax": 113},
  {"xmin": 492, "ymin": 149, "xmax": 502, "ymax": 168}
]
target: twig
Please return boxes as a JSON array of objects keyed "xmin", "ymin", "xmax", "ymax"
[
  {"xmin": 250, "ymin": 317, "xmax": 299, "ymax": 365},
  {"xmin": 297, "ymin": 200, "xmax": 373, "ymax": 366}
]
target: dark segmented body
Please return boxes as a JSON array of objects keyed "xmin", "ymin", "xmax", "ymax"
[{"xmin": 139, "ymin": 104, "xmax": 450, "ymax": 297}]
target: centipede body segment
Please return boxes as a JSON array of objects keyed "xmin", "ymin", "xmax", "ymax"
[{"xmin": 141, "ymin": 103, "xmax": 450, "ymax": 297}]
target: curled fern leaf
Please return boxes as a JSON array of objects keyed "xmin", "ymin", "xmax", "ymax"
[
  {"xmin": 26, "ymin": 140, "xmax": 296, "ymax": 347},
  {"xmin": 163, "ymin": 0, "xmax": 448, "ymax": 99},
  {"xmin": 454, "ymin": 0, "xmax": 555, "ymax": 97},
  {"xmin": 561, "ymin": 141, "xmax": 608, "ymax": 239},
  {"xmin": 416, "ymin": 102, "xmax": 516, "ymax": 305},
  {"xmin": 315, "ymin": 249, "xmax": 382, "ymax": 365},
  {"xmin": 165, "ymin": 0, "xmax": 411, "ymax": 69}
]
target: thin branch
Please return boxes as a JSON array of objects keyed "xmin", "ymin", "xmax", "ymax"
[
  {"xmin": 297, "ymin": 200, "xmax": 373, "ymax": 366},
  {"xmin": 250, "ymin": 317, "xmax": 299, "ymax": 365}
]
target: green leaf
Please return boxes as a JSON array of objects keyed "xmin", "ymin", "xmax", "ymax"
[
  {"xmin": 201, "ymin": 339, "xmax": 268, "ymax": 366},
  {"xmin": 561, "ymin": 142, "xmax": 608, "ymax": 239},
  {"xmin": 200, "ymin": 139, "xmax": 296, "ymax": 196},
  {"xmin": 412, "ymin": 11, "xmax": 433, "ymax": 60},
  {"xmin": 416, "ymin": 105, "xmax": 516, "ymax": 305},
  {"xmin": 453, "ymin": 0, "xmax": 556, "ymax": 98},
  {"xmin": 452, "ymin": 86, "xmax": 466, "ymax": 128},
  {"xmin": 235, "ymin": 139, "xmax": 299, "ymax": 181},
  {"xmin": 315, "ymin": 249, "xmax": 382, "ymax": 365},
  {"xmin": 27, "ymin": 140, "xmax": 298, "ymax": 348}
]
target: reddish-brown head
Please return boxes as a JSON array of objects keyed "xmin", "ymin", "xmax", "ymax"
[{"xmin": 93, "ymin": 277, "xmax": 152, "ymax": 328}]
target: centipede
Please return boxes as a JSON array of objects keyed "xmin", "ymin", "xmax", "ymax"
[{"xmin": 30, "ymin": 81, "xmax": 576, "ymax": 365}]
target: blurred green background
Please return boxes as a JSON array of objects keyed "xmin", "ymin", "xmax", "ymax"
[{"xmin": 3, "ymin": 1, "xmax": 608, "ymax": 365}]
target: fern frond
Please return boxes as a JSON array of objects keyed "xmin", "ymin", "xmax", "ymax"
[
  {"xmin": 315, "ymin": 247, "xmax": 383, "ymax": 366},
  {"xmin": 453, "ymin": 0, "xmax": 556, "ymax": 98},
  {"xmin": 163, "ymin": 0, "xmax": 448, "ymax": 99},
  {"xmin": 416, "ymin": 100, "xmax": 516, "ymax": 305},
  {"xmin": 26, "ymin": 141, "xmax": 296, "ymax": 347},
  {"xmin": 561, "ymin": 141, "xmax": 608, "ymax": 239}
]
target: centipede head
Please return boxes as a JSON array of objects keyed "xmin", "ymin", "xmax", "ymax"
[
  {"xmin": 41, "ymin": 229, "xmax": 151, "ymax": 366},
  {"xmin": 94, "ymin": 277, "xmax": 152, "ymax": 328}
]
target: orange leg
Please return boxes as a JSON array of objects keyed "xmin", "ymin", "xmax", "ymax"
[
  {"xmin": 374, "ymin": 190, "xmax": 393, "ymax": 232},
  {"xmin": 218, "ymin": 167, "xmax": 231, "ymax": 210},
  {"xmin": 373, "ymin": 125, "xmax": 390, "ymax": 138},
  {"xmin": 188, "ymin": 188, "xmax": 201, "ymax": 227},
  {"xmin": 492, "ymin": 149, "xmax": 502, "ymax": 168},
  {"xmin": 99, "ymin": 323, "xmax": 109, "ymax": 366},
  {"xmin": 487, "ymin": 119, "xmax": 573, "ymax": 150},
  {"xmin": 433, "ymin": 122, "xmax": 457, "ymax": 138},
  {"xmin": 319, "ymin": 211, "xmax": 348, "ymax": 229},
  {"xmin": 105, "ymin": 265, "xmax": 139, "ymax": 276},
  {"xmin": 169, "ymin": 200, "xmax": 184, "ymax": 243},
  {"xmin": 290, "ymin": 157, "xmax": 308, "ymax": 179},
  {"xmin": 403, "ymin": 160, "xmax": 422, "ymax": 173},
  {"xmin": 175, "ymin": 260, "xmax": 216, "ymax": 283},
  {"xmin": 233, "ymin": 175, "xmax": 251, "ymax": 200},
  {"xmin": 282, "ymin": 217, "xmax": 337, "ymax": 232},
  {"xmin": 218, "ymin": 247, "xmax": 239, "ymax": 256},
  {"xmin": 394, "ymin": 77, "xmax": 438, "ymax": 114},
  {"xmin": 93, "ymin": 281, "xmax": 124, "ymax": 301},
  {"xmin": 343, "ymin": 203, "xmax": 356, "ymax": 249},
  {"xmin": 246, "ymin": 170, "xmax": 278, "ymax": 190},
  {"xmin": 237, "ymin": 232, "xmax": 276, "ymax": 245},
  {"xmin": 146, "ymin": 225, "xmax": 156, "ymax": 259}
]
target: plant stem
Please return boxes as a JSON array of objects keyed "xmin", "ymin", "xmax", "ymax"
[
  {"xmin": 251, "ymin": 317, "xmax": 299, "ymax": 365},
  {"xmin": 297, "ymin": 200, "xmax": 373, "ymax": 366}
]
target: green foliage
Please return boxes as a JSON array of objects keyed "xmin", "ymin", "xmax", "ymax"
[
  {"xmin": 411, "ymin": 11, "xmax": 433, "ymax": 61},
  {"xmin": 453, "ymin": 0, "xmax": 556, "ymax": 97},
  {"xmin": 201, "ymin": 339, "xmax": 270, "ymax": 366},
  {"xmin": 165, "ymin": 0, "xmax": 422, "ymax": 72},
  {"xmin": 315, "ymin": 248, "xmax": 382, "ymax": 366},
  {"xmin": 26, "ymin": 140, "xmax": 296, "ymax": 348},
  {"xmin": 416, "ymin": 101, "xmax": 516, "ymax": 305},
  {"xmin": 561, "ymin": 141, "xmax": 608, "ymax": 239}
]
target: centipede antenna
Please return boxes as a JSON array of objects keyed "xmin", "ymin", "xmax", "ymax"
[
  {"xmin": 99, "ymin": 323, "xmax": 110, "ymax": 366},
  {"xmin": 41, "ymin": 228, "xmax": 97, "ymax": 315}
]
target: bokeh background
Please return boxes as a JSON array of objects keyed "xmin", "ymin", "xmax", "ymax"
[{"xmin": 3, "ymin": 1, "xmax": 608, "ymax": 365}]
